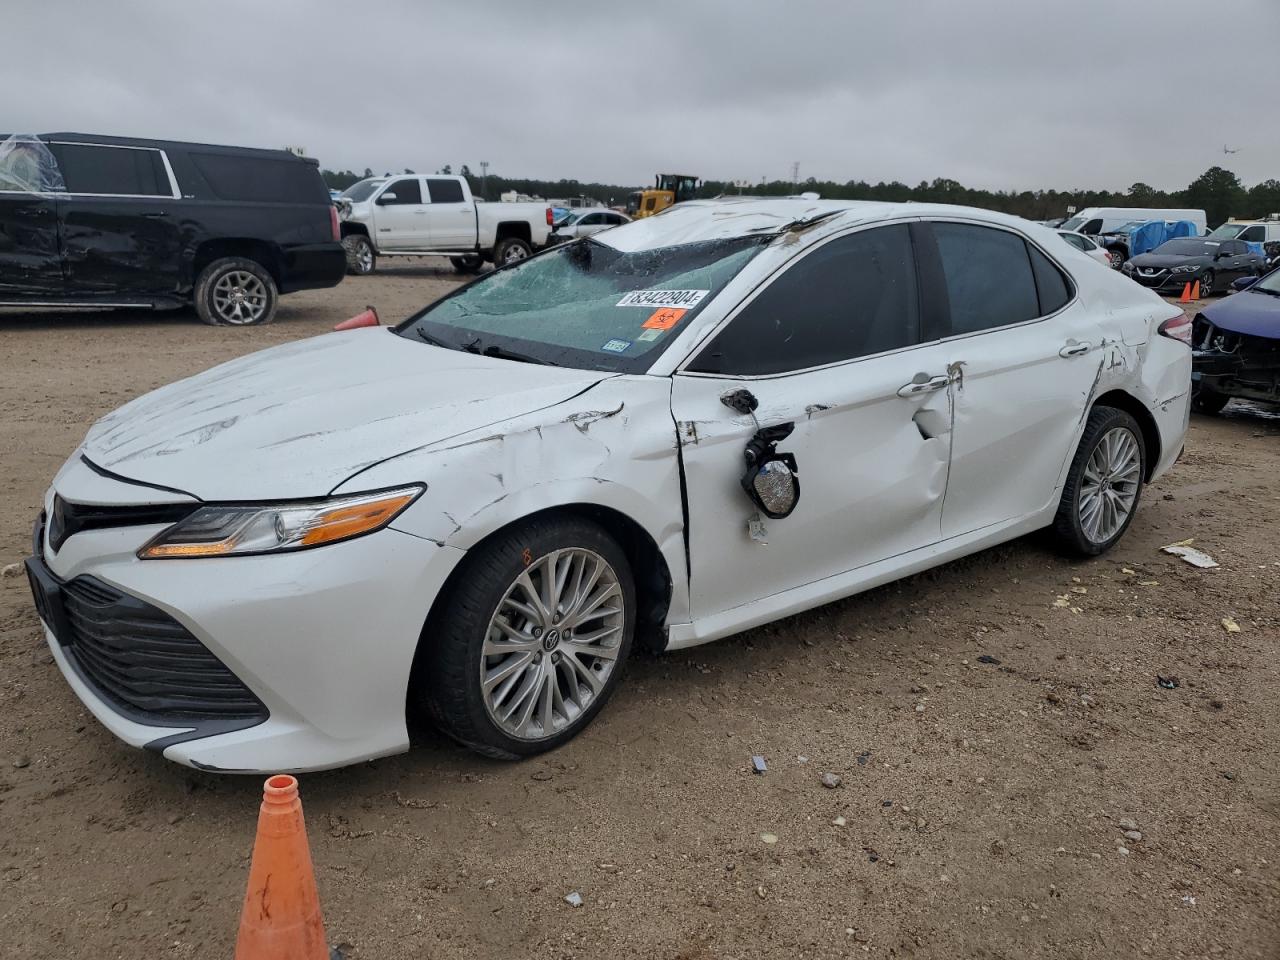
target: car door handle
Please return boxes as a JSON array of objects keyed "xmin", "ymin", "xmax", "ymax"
[
  {"xmin": 897, "ymin": 374, "xmax": 950, "ymax": 397},
  {"xmin": 413, "ymin": 209, "xmax": 428, "ymax": 215},
  {"xmin": 141, "ymin": 211, "xmax": 168, "ymax": 218},
  {"xmin": 1059, "ymin": 341, "xmax": 1092, "ymax": 357}
]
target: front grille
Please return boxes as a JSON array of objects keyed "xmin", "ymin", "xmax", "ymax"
[
  {"xmin": 59, "ymin": 577, "xmax": 266, "ymax": 721},
  {"xmin": 47, "ymin": 494, "xmax": 195, "ymax": 553}
]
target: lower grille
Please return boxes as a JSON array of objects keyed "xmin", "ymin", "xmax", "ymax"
[{"xmin": 59, "ymin": 577, "xmax": 266, "ymax": 721}]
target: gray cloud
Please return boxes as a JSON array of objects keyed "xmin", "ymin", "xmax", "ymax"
[{"xmin": 5, "ymin": 0, "xmax": 1277, "ymax": 192}]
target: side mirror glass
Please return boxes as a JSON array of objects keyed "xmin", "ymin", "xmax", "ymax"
[
  {"xmin": 376, "ymin": 192, "xmax": 398, "ymax": 205},
  {"xmin": 745, "ymin": 457, "xmax": 800, "ymax": 519}
]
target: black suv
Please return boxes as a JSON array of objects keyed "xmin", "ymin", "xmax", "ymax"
[{"xmin": 0, "ymin": 133, "xmax": 345, "ymax": 325}]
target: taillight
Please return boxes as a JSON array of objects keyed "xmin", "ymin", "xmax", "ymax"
[
  {"xmin": 330, "ymin": 205, "xmax": 340, "ymax": 242},
  {"xmin": 1158, "ymin": 314, "xmax": 1193, "ymax": 344},
  {"xmin": 546, "ymin": 207, "xmax": 553, "ymax": 226}
]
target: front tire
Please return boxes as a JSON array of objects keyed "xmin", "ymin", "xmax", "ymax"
[
  {"xmin": 193, "ymin": 257, "xmax": 277, "ymax": 326},
  {"xmin": 492, "ymin": 237, "xmax": 532, "ymax": 267},
  {"xmin": 1108, "ymin": 247, "xmax": 1125, "ymax": 270},
  {"xmin": 343, "ymin": 235, "xmax": 376, "ymax": 275},
  {"xmin": 1052, "ymin": 406, "xmax": 1146, "ymax": 557},
  {"xmin": 418, "ymin": 515, "xmax": 636, "ymax": 759},
  {"xmin": 1198, "ymin": 269, "xmax": 1215, "ymax": 297}
]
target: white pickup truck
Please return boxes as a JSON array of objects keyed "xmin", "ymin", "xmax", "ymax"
[{"xmin": 336, "ymin": 175, "xmax": 553, "ymax": 275}]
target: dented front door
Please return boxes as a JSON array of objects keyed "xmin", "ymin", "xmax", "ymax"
[{"xmin": 671, "ymin": 342, "xmax": 954, "ymax": 622}]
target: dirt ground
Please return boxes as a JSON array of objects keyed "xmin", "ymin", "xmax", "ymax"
[{"xmin": 1, "ymin": 260, "xmax": 1278, "ymax": 960}]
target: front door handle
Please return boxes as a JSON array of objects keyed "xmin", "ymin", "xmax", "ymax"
[
  {"xmin": 413, "ymin": 209, "xmax": 428, "ymax": 215},
  {"xmin": 897, "ymin": 374, "xmax": 950, "ymax": 398},
  {"xmin": 1059, "ymin": 341, "xmax": 1092, "ymax": 358}
]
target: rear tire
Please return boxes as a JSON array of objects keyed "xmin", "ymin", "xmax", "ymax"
[
  {"xmin": 416, "ymin": 515, "xmax": 635, "ymax": 759},
  {"xmin": 1051, "ymin": 406, "xmax": 1146, "ymax": 557},
  {"xmin": 492, "ymin": 237, "xmax": 532, "ymax": 267},
  {"xmin": 193, "ymin": 257, "xmax": 277, "ymax": 326},
  {"xmin": 343, "ymin": 235, "xmax": 376, "ymax": 275},
  {"xmin": 450, "ymin": 254, "xmax": 484, "ymax": 274}
]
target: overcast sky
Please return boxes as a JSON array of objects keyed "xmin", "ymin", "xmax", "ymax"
[{"xmin": 6, "ymin": 1, "xmax": 1277, "ymax": 193}]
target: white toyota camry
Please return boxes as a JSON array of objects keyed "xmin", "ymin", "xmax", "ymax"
[{"xmin": 26, "ymin": 198, "xmax": 1192, "ymax": 773}]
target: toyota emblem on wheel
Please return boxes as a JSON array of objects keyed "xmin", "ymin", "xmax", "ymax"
[{"xmin": 541, "ymin": 629, "xmax": 560, "ymax": 652}]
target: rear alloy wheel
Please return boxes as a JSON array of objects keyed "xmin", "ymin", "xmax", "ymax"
[
  {"xmin": 193, "ymin": 257, "xmax": 277, "ymax": 326},
  {"xmin": 419, "ymin": 515, "xmax": 635, "ymax": 758},
  {"xmin": 493, "ymin": 237, "xmax": 532, "ymax": 266},
  {"xmin": 343, "ymin": 235, "xmax": 376, "ymax": 275},
  {"xmin": 1052, "ymin": 406, "xmax": 1146, "ymax": 556},
  {"xmin": 1198, "ymin": 269, "xmax": 1214, "ymax": 297}
]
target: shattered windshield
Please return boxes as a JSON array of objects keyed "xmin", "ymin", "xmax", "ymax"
[
  {"xmin": 395, "ymin": 236, "xmax": 768, "ymax": 373},
  {"xmin": 1061, "ymin": 216, "xmax": 1086, "ymax": 231},
  {"xmin": 342, "ymin": 179, "xmax": 383, "ymax": 202},
  {"xmin": 1208, "ymin": 224, "xmax": 1245, "ymax": 239}
]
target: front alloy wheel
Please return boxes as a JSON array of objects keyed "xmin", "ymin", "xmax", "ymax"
[
  {"xmin": 481, "ymin": 548, "xmax": 623, "ymax": 740},
  {"xmin": 418, "ymin": 515, "xmax": 635, "ymax": 758},
  {"xmin": 1198, "ymin": 269, "xmax": 1214, "ymax": 297}
]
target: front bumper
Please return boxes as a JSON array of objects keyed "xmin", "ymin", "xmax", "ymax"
[
  {"xmin": 1127, "ymin": 268, "xmax": 1202, "ymax": 293},
  {"xmin": 29, "ymin": 460, "xmax": 465, "ymax": 773}
]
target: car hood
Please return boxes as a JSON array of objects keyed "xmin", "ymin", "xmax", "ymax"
[
  {"xmin": 1201, "ymin": 289, "xmax": 1280, "ymax": 339},
  {"xmin": 82, "ymin": 329, "xmax": 612, "ymax": 500},
  {"xmin": 1129, "ymin": 253, "xmax": 1206, "ymax": 268}
]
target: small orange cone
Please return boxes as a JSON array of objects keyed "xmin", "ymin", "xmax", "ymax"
[
  {"xmin": 235, "ymin": 775, "xmax": 330, "ymax": 960},
  {"xmin": 1178, "ymin": 282, "xmax": 1193, "ymax": 303},
  {"xmin": 333, "ymin": 305, "xmax": 379, "ymax": 331},
  {"xmin": 1191, "ymin": 280, "xmax": 1201, "ymax": 300}
]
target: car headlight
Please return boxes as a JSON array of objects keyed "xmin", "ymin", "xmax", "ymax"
[
  {"xmin": 1172, "ymin": 265, "xmax": 1198, "ymax": 273},
  {"xmin": 138, "ymin": 486, "xmax": 423, "ymax": 559}
]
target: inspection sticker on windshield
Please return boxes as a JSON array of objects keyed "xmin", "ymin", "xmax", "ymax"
[
  {"xmin": 601, "ymin": 339, "xmax": 632, "ymax": 353},
  {"xmin": 642, "ymin": 307, "xmax": 687, "ymax": 330},
  {"xmin": 637, "ymin": 328, "xmax": 664, "ymax": 342},
  {"xmin": 617, "ymin": 289, "xmax": 709, "ymax": 309}
]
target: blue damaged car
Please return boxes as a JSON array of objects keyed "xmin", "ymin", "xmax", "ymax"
[{"xmin": 1191, "ymin": 267, "xmax": 1280, "ymax": 413}]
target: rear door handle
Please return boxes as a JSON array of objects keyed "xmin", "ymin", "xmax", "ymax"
[
  {"xmin": 897, "ymin": 374, "xmax": 950, "ymax": 397},
  {"xmin": 1059, "ymin": 341, "xmax": 1092, "ymax": 358}
]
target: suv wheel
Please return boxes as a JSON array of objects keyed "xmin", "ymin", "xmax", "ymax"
[
  {"xmin": 1052, "ymin": 406, "xmax": 1146, "ymax": 556},
  {"xmin": 343, "ymin": 235, "xmax": 376, "ymax": 275},
  {"xmin": 493, "ymin": 237, "xmax": 532, "ymax": 266},
  {"xmin": 194, "ymin": 257, "xmax": 277, "ymax": 326},
  {"xmin": 417, "ymin": 515, "xmax": 635, "ymax": 759}
]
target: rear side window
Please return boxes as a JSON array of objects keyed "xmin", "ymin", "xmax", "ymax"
[
  {"xmin": 189, "ymin": 152, "xmax": 325, "ymax": 203},
  {"xmin": 933, "ymin": 223, "xmax": 1039, "ymax": 335},
  {"xmin": 691, "ymin": 224, "xmax": 919, "ymax": 376},
  {"xmin": 426, "ymin": 178, "xmax": 464, "ymax": 203},
  {"xmin": 379, "ymin": 178, "xmax": 422, "ymax": 205},
  {"xmin": 51, "ymin": 143, "xmax": 170, "ymax": 196},
  {"xmin": 1029, "ymin": 245, "xmax": 1072, "ymax": 314}
]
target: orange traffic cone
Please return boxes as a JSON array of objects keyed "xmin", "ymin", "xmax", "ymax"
[
  {"xmin": 333, "ymin": 305, "xmax": 379, "ymax": 331},
  {"xmin": 235, "ymin": 775, "xmax": 330, "ymax": 960},
  {"xmin": 1178, "ymin": 282, "xmax": 1193, "ymax": 303},
  {"xmin": 1191, "ymin": 280, "xmax": 1201, "ymax": 300}
]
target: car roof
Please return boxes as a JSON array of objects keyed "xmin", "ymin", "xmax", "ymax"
[
  {"xmin": 597, "ymin": 197, "xmax": 1048, "ymax": 252},
  {"xmin": 35, "ymin": 132, "xmax": 314, "ymax": 163}
]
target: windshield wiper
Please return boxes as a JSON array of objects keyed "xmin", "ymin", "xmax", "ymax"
[
  {"xmin": 462, "ymin": 338, "xmax": 555, "ymax": 366},
  {"xmin": 414, "ymin": 328, "xmax": 455, "ymax": 349}
]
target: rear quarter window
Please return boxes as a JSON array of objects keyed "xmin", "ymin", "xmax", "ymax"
[{"xmin": 189, "ymin": 152, "xmax": 326, "ymax": 203}]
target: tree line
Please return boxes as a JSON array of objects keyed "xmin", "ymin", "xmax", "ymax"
[{"xmin": 319, "ymin": 164, "xmax": 1279, "ymax": 227}]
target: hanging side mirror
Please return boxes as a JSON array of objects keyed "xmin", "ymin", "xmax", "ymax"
[{"xmin": 741, "ymin": 422, "xmax": 800, "ymax": 519}]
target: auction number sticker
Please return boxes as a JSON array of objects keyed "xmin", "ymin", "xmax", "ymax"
[
  {"xmin": 617, "ymin": 289, "xmax": 709, "ymax": 309},
  {"xmin": 601, "ymin": 339, "xmax": 632, "ymax": 353}
]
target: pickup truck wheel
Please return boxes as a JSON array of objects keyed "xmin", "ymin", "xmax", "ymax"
[
  {"xmin": 1108, "ymin": 248, "xmax": 1125, "ymax": 270},
  {"xmin": 193, "ymin": 257, "xmax": 277, "ymax": 326},
  {"xmin": 450, "ymin": 255, "xmax": 484, "ymax": 274},
  {"xmin": 343, "ymin": 235, "xmax": 376, "ymax": 275},
  {"xmin": 493, "ymin": 237, "xmax": 532, "ymax": 266}
]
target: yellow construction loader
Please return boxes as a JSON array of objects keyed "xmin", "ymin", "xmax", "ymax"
[{"xmin": 625, "ymin": 173, "xmax": 700, "ymax": 218}]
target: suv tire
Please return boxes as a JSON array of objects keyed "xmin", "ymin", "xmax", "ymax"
[{"xmin": 193, "ymin": 257, "xmax": 278, "ymax": 326}]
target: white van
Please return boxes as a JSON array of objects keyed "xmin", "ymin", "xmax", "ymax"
[
  {"xmin": 1062, "ymin": 207, "xmax": 1207, "ymax": 236},
  {"xmin": 1208, "ymin": 217, "xmax": 1280, "ymax": 245}
]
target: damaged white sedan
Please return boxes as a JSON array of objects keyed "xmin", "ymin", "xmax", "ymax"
[{"xmin": 26, "ymin": 198, "xmax": 1191, "ymax": 772}]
